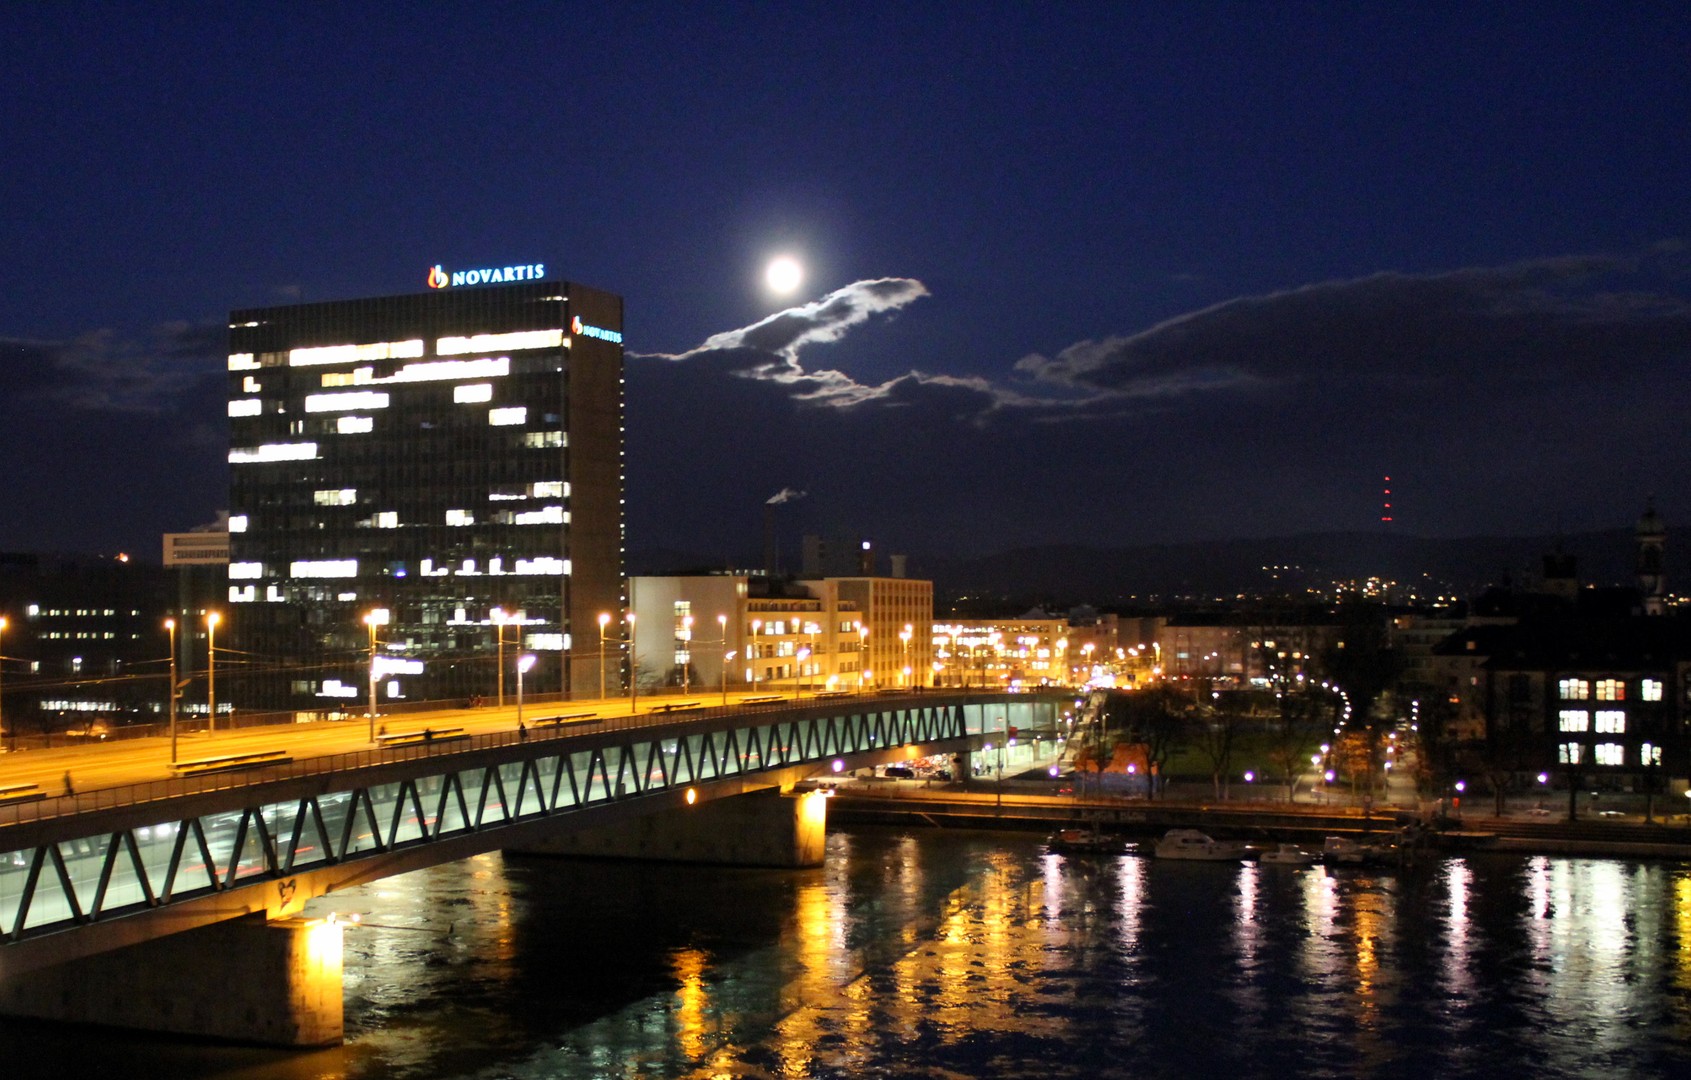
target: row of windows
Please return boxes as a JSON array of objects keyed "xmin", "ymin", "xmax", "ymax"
[
  {"xmin": 1558, "ymin": 677, "xmax": 1664, "ymax": 702},
  {"xmin": 1559, "ymin": 742, "xmax": 1664, "ymax": 767},
  {"xmin": 1558, "ymin": 709, "xmax": 1627, "ymax": 733}
]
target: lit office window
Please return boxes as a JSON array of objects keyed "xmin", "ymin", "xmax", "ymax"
[
  {"xmin": 445, "ymin": 509, "xmax": 475, "ymax": 526},
  {"xmin": 1642, "ymin": 679, "xmax": 1664, "ymax": 701},
  {"xmin": 1558, "ymin": 678, "xmax": 1590, "ymax": 700},
  {"xmin": 489, "ymin": 407, "xmax": 528, "ymax": 426},
  {"xmin": 338, "ymin": 416, "xmax": 374, "ymax": 434},
  {"xmin": 1594, "ymin": 710, "xmax": 1625, "ymax": 734},
  {"xmin": 228, "ymin": 352, "xmax": 259, "ymax": 370},
  {"xmin": 289, "ymin": 340, "xmax": 424, "ymax": 366},
  {"xmin": 522, "ymin": 431, "xmax": 564, "ymax": 448},
  {"xmin": 228, "ymin": 399, "xmax": 262, "ymax": 417},
  {"xmin": 1594, "ymin": 743, "xmax": 1624, "ymax": 766},
  {"xmin": 229, "ymin": 562, "xmax": 265, "ymax": 579},
  {"xmin": 305, "ymin": 391, "xmax": 390, "ymax": 413},
  {"xmin": 512, "ymin": 506, "xmax": 565, "ymax": 525},
  {"xmin": 1557, "ymin": 710, "xmax": 1589, "ymax": 732},
  {"xmin": 230, "ymin": 443, "xmax": 317, "ymax": 463},
  {"xmin": 313, "ymin": 489, "xmax": 357, "ymax": 506},
  {"xmin": 1642, "ymin": 742, "xmax": 1663, "ymax": 766},
  {"xmin": 1558, "ymin": 743, "xmax": 1582, "ymax": 764},
  {"xmin": 1595, "ymin": 679, "xmax": 1625, "ymax": 701},
  {"xmin": 228, "ymin": 515, "xmax": 248, "ymax": 533},
  {"xmin": 437, "ymin": 329, "xmax": 563, "ymax": 354},
  {"xmin": 454, "ymin": 383, "xmax": 494, "ymax": 403},
  {"xmin": 290, "ymin": 559, "xmax": 358, "ymax": 578}
]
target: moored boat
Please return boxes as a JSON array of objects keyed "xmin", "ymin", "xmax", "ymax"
[
  {"xmin": 1259, "ymin": 843, "xmax": 1316, "ymax": 866},
  {"xmin": 1154, "ymin": 828, "xmax": 1249, "ymax": 861},
  {"xmin": 1047, "ymin": 826, "xmax": 1125, "ymax": 855}
]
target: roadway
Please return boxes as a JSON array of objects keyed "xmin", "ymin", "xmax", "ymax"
[{"xmin": 0, "ymin": 688, "xmax": 874, "ymax": 801}]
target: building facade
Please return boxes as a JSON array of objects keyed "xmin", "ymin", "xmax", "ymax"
[{"xmin": 225, "ymin": 277, "xmax": 623, "ymax": 713}]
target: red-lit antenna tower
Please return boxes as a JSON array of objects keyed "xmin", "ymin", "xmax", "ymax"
[{"xmin": 1381, "ymin": 476, "xmax": 1393, "ymax": 524}]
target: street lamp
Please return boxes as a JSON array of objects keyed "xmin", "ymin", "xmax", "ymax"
[
  {"xmin": 597, "ymin": 612, "xmax": 611, "ymax": 700},
  {"xmin": 857, "ymin": 622, "xmax": 868, "ymax": 692},
  {"xmin": 805, "ymin": 621, "xmax": 820, "ymax": 696},
  {"xmin": 492, "ymin": 607, "xmax": 509, "ymax": 707},
  {"xmin": 364, "ymin": 609, "xmax": 387, "ymax": 741},
  {"xmin": 750, "ymin": 619, "xmax": 762, "ymax": 692},
  {"xmin": 681, "ymin": 615, "xmax": 694, "ymax": 694},
  {"xmin": 165, "ymin": 618, "xmax": 178, "ymax": 763},
  {"xmin": 516, "ymin": 653, "xmax": 536, "ymax": 730},
  {"xmin": 205, "ymin": 611, "xmax": 221, "ymax": 733},
  {"xmin": 626, "ymin": 612, "xmax": 638, "ymax": 711},
  {"xmin": 716, "ymin": 614, "xmax": 728, "ymax": 701},
  {"xmin": 900, "ymin": 624, "xmax": 912, "ymax": 689}
]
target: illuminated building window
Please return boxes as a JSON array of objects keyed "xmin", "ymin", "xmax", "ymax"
[
  {"xmin": 369, "ymin": 512, "xmax": 399, "ymax": 529},
  {"xmin": 1557, "ymin": 709, "xmax": 1589, "ymax": 732},
  {"xmin": 320, "ymin": 368, "xmax": 373, "ymax": 387},
  {"xmin": 514, "ymin": 557, "xmax": 568, "ymax": 575},
  {"xmin": 228, "ymin": 515, "xmax": 248, "ymax": 533},
  {"xmin": 445, "ymin": 509, "xmax": 475, "ymax": 526},
  {"xmin": 228, "ymin": 398, "xmax": 262, "ymax": 417},
  {"xmin": 228, "ymin": 352, "xmax": 259, "ymax": 370},
  {"xmin": 338, "ymin": 416, "xmax": 374, "ymax": 434},
  {"xmin": 522, "ymin": 431, "xmax": 564, "ymax": 448},
  {"xmin": 229, "ymin": 561, "xmax": 265, "ymax": 579},
  {"xmin": 512, "ymin": 505, "xmax": 565, "ymax": 525},
  {"xmin": 437, "ymin": 329, "xmax": 563, "ymax": 355},
  {"xmin": 529, "ymin": 633, "xmax": 566, "ymax": 651},
  {"xmin": 1643, "ymin": 742, "xmax": 1663, "ymax": 766},
  {"xmin": 305, "ymin": 391, "xmax": 390, "ymax": 413},
  {"xmin": 1557, "ymin": 678, "xmax": 1590, "ymax": 700},
  {"xmin": 1594, "ymin": 710, "xmax": 1625, "ymax": 734},
  {"xmin": 1595, "ymin": 679, "xmax": 1625, "ymax": 701},
  {"xmin": 1558, "ymin": 742, "xmax": 1583, "ymax": 764},
  {"xmin": 230, "ymin": 442, "xmax": 317, "ymax": 464},
  {"xmin": 1642, "ymin": 678, "xmax": 1664, "ymax": 701},
  {"xmin": 288, "ymin": 340, "xmax": 424, "ymax": 366},
  {"xmin": 243, "ymin": 376, "xmax": 262, "ymax": 393},
  {"xmin": 532, "ymin": 481, "xmax": 566, "ymax": 497},
  {"xmin": 290, "ymin": 559, "xmax": 358, "ymax": 578},
  {"xmin": 454, "ymin": 383, "xmax": 494, "ymax": 404},
  {"xmin": 229, "ymin": 585, "xmax": 256, "ymax": 603},
  {"xmin": 314, "ymin": 489, "xmax": 357, "ymax": 506},
  {"xmin": 1594, "ymin": 743, "xmax": 1624, "ymax": 766},
  {"xmin": 489, "ymin": 407, "xmax": 527, "ymax": 426},
  {"xmin": 384, "ymin": 357, "xmax": 509, "ymax": 383}
]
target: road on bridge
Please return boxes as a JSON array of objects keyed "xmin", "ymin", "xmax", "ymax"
[{"xmin": 0, "ymin": 689, "xmax": 902, "ymax": 802}]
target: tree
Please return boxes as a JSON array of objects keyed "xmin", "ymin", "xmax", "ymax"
[
  {"xmin": 1109, "ymin": 685, "xmax": 1188, "ymax": 800},
  {"xmin": 1192, "ymin": 689, "xmax": 1248, "ymax": 800},
  {"xmin": 1317, "ymin": 600, "xmax": 1405, "ymax": 814}
]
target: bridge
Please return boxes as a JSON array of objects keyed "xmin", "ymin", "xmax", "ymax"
[{"xmin": 0, "ymin": 689, "xmax": 1060, "ymax": 1045}]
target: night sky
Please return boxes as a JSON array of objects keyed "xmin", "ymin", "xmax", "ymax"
[{"xmin": 3, "ymin": 4, "xmax": 1688, "ymax": 563}]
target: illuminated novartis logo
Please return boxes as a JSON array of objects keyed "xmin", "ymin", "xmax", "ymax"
[
  {"xmin": 426, "ymin": 262, "xmax": 546, "ymax": 289},
  {"xmin": 571, "ymin": 315, "xmax": 623, "ymax": 344}
]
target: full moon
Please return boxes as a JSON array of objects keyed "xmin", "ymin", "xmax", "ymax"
[{"xmin": 765, "ymin": 256, "xmax": 803, "ymax": 295}]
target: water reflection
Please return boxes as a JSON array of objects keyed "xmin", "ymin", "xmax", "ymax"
[{"xmin": 5, "ymin": 832, "xmax": 1691, "ymax": 1078}]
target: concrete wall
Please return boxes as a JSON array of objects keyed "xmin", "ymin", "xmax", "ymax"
[
  {"xmin": 0, "ymin": 914, "xmax": 343, "ymax": 1047},
  {"xmin": 510, "ymin": 788, "xmax": 829, "ymax": 868}
]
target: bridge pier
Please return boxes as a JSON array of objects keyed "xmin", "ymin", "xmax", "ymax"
[
  {"xmin": 0, "ymin": 913, "xmax": 343, "ymax": 1047},
  {"xmin": 509, "ymin": 787, "xmax": 830, "ymax": 867}
]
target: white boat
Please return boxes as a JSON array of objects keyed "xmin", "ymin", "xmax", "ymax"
[
  {"xmin": 1258, "ymin": 843, "xmax": 1315, "ymax": 866},
  {"xmin": 1154, "ymin": 829, "xmax": 1249, "ymax": 861}
]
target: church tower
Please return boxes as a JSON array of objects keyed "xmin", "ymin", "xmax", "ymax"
[{"xmin": 1635, "ymin": 498, "xmax": 1666, "ymax": 615}]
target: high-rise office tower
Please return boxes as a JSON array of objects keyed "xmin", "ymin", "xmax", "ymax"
[{"xmin": 225, "ymin": 269, "xmax": 623, "ymax": 712}]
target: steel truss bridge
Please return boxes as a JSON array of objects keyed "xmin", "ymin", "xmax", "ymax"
[{"xmin": 0, "ymin": 691, "xmax": 1058, "ymax": 978}]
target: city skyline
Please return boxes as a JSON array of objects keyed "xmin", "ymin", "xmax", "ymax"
[{"xmin": 3, "ymin": 5, "xmax": 1689, "ymax": 560}]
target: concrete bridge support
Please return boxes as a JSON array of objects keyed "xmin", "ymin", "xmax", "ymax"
[
  {"xmin": 0, "ymin": 913, "xmax": 344, "ymax": 1047},
  {"xmin": 510, "ymin": 787, "xmax": 830, "ymax": 867}
]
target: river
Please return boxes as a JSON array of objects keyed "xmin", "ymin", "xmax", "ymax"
[{"xmin": 6, "ymin": 826, "xmax": 1691, "ymax": 1078}]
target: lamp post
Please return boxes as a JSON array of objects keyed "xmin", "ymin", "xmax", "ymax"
[
  {"xmin": 492, "ymin": 607, "xmax": 508, "ymax": 707},
  {"xmin": 626, "ymin": 612, "xmax": 638, "ymax": 711},
  {"xmin": 205, "ymin": 611, "xmax": 220, "ymax": 733},
  {"xmin": 716, "ymin": 614, "xmax": 728, "ymax": 702},
  {"xmin": 900, "ymin": 624, "xmax": 912, "ymax": 689},
  {"xmin": 364, "ymin": 609, "xmax": 387, "ymax": 742},
  {"xmin": 597, "ymin": 612, "xmax": 611, "ymax": 700},
  {"xmin": 750, "ymin": 619, "xmax": 761, "ymax": 693},
  {"xmin": 681, "ymin": 615, "xmax": 694, "ymax": 694},
  {"xmin": 805, "ymin": 622, "xmax": 820, "ymax": 696},
  {"xmin": 165, "ymin": 618, "xmax": 178, "ymax": 764},
  {"xmin": 516, "ymin": 653, "xmax": 536, "ymax": 730}
]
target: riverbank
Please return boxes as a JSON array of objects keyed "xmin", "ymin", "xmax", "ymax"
[{"xmin": 824, "ymin": 779, "xmax": 1691, "ymax": 861}]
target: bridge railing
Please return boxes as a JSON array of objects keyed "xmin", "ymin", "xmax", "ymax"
[{"xmin": 0, "ymin": 689, "xmax": 1035, "ymax": 830}]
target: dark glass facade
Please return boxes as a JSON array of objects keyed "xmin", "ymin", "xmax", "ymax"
[{"xmin": 225, "ymin": 280, "xmax": 623, "ymax": 714}]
